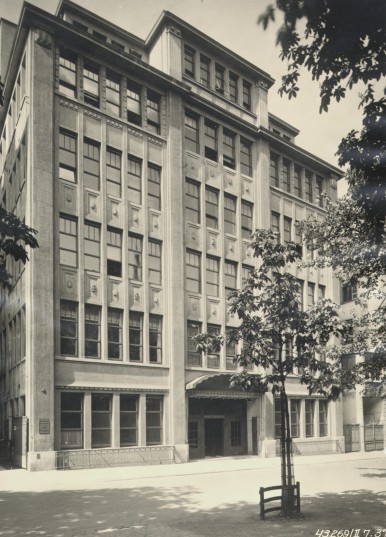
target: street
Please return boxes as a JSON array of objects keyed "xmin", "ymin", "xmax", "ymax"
[{"xmin": 0, "ymin": 453, "xmax": 385, "ymax": 537}]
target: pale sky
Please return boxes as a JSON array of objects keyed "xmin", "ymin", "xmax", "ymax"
[{"xmin": 0, "ymin": 0, "xmax": 365, "ymax": 168}]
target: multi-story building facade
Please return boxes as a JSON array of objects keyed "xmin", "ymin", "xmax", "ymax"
[{"xmin": 0, "ymin": 0, "xmax": 344, "ymax": 471}]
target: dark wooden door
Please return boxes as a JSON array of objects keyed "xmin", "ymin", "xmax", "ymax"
[{"xmin": 205, "ymin": 418, "xmax": 224, "ymax": 456}]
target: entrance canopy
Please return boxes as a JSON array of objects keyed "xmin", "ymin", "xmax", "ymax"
[{"xmin": 186, "ymin": 374, "xmax": 256, "ymax": 399}]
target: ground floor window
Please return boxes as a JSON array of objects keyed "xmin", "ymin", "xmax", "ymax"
[
  {"xmin": 319, "ymin": 400, "xmax": 328, "ymax": 437},
  {"xmin": 120, "ymin": 395, "xmax": 138, "ymax": 446},
  {"xmin": 146, "ymin": 396, "xmax": 163, "ymax": 445},
  {"xmin": 92, "ymin": 394, "xmax": 112, "ymax": 448},
  {"xmin": 61, "ymin": 392, "xmax": 83, "ymax": 449},
  {"xmin": 275, "ymin": 398, "xmax": 328, "ymax": 439}
]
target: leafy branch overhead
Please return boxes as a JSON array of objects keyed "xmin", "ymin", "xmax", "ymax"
[
  {"xmin": 258, "ymin": 1, "xmax": 386, "ymax": 238},
  {"xmin": 0, "ymin": 207, "xmax": 38, "ymax": 288}
]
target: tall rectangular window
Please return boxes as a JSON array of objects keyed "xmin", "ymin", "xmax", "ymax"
[
  {"xmin": 148, "ymin": 240, "xmax": 162, "ymax": 285},
  {"xmin": 84, "ymin": 223, "xmax": 100, "ymax": 272},
  {"xmin": 60, "ymin": 301, "xmax": 78, "ymax": 356},
  {"xmin": 60, "ymin": 216, "xmax": 77, "ymax": 267},
  {"xmin": 127, "ymin": 82, "xmax": 141, "ymax": 125},
  {"xmin": 61, "ymin": 392, "xmax": 83, "ymax": 449},
  {"xmin": 307, "ymin": 282, "xmax": 315, "ymax": 307},
  {"xmin": 59, "ymin": 48, "xmax": 77, "ymax": 99},
  {"xmin": 185, "ymin": 112, "xmax": 199, "ymax": 153},
  {"xmin": 147, "ymin": 91, "xmax": 160, "ymax": 134},
  {"xmin": 241, "ymin": 201, "xmax": 253, "ymax": 239},
  {"xmin": 120, "ymin": 395, "xmax": 138, "ymax": 446},
  {"xmin": 305, "ymin": 400, "xmax": 314, "ymax": 437},
  {"xmin": 240, "ymin": 138, "xmax": 252, "ymax": 176},
  {"xmin": 83, "ymin": 61, "xmax": 99, "ymax": 107},
  {"xmin": 92, "ymin": 394, "xmax": 111, "ymax": 448},
  {"xmin": 200, "ymin": 55, "xmax": 210, "ymax": 87},
  {"xmin": 294, "ymin": 165, "xmax": 302, "ymax": 197},
  {"xmin": 187, "ymin": 321, "xmax": 202, "ymax": 366},
  {"xmin": 149, "ymin": 315, "xmax": 162, "ymax": 364},
  {"xmin": 282, "ymin": 159, "xmax": 291, "ymax": 192},
  {"xmin": 85, "ymin": 304, "xmax": 101, "ymax": 358},
  {"xmin": 290, "ymin": 399, "xmax": 300, "ymax": 438},
  {"xmin": 185, "ymin": 179, "xmax": 200, "ymax": 223},
  {"xmin": 148, "ymin": 164, "xmax": 161, "ymax": 210},
  {"xmin": 316, "ymin": 176, "xmax": 323, "ymax": 207},
  {"xmin": 225, "ymin": 261, "xmax": 237, "ymax": 298},
  {"xmin": 270, "ymin": 153, "xmax": 279, "ymax": 187},
  {"xmin": 204, "ymin": 120, "xmax": 218, "ymax": 161},
  {"xmin": 223, "ymin": 130, "xmax": 236, "ymax": 169},
  {"xmin": 226, "ymin": 328, "xmax": 237, "ymax": 370},
  {"xmin": 215, "ymin": 63, "xmax": 225, "ymax": 94},
  {"xmin": 271, "ymin": 212, "xmax": 280, "ymax": 241},
  {"xmin": 242, "ymin": 264, "xmax": 253, "ymax": 283},
  {"xmin": 229, "ymin": 72, "xmax": 238, "ymax": 103},
  {"xmin": 318, "ymin": 285, "xmax": 326, "ymax": 300},
  {"xmin": 106, "ymin": 71, "xmax": 120, "ymax": 116},
  {"xmin": 242, "ymin": 80, "xmax": 251, "ymax": 110},
  {"xmin": 206, "ymin": 256, "xmax": 219, "ymax": 296},
  {"xmin": 83, "ymin": 139, "xmax": 100, "ymax": 191},
  {"xmin": 106, "ymin": 149, "xmax": 121, "ymax": 197},
  {"xmin": 108, "ymin": 308, "xmax": 122, "ymax": 360},
  {"xmin": 224, "ymin": 194, "xmax": 236, "ymax": 235},
  {"xmin": 184, "ymin": 45, "xmax": 195, "ymax": 77},
  {"xmin": 284, "ymin": 216, "xmax": 292, "ymax": 243},
  {"xmin": 207, "ymin": 324, "xmax": 220, "ymax": 368},
  {"xmin": 127, "ymin": 157, "xmax": 142, "ymax": 204},
  {"xmin": 341, "ymin": 283, "xmax": 357, "ymax": 303},
  {"xmin": 59, "ymin": 130, "xmax": 77, "ymax": 183},
  {"xmin": 128, "ymin": 234, "xmax": 142, "ymax": 281},
  {"xmin": 129, "ymin": 312, "xmax": 143, "ymax": 362},
  {"xmin": 305, "ymin": 171, "xmax": 313, "ymax": 202},
  {"xmin": 297, "ymin": 279, "xmax": 304, "ymax": 310},
  {"xmin": 107, "ymin": 229, "xmax": 122, "ymax": 277},
  {"xmin": 205, "ymin": 188, "xmax": 218, "ymax": 229},
  {"xmin": 319, "ymin": 401, "xmax": 328, "ymax": 436},
  {"xmin": 146, "ymin": 396, "xmax": 163, "ymax": 445},
  {"xmin": 186, "ymin": 250, "xmax": 201, "ymax": 293}
]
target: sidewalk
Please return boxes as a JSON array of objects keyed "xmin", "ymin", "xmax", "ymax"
[{"xmin": 0, "ymin": 449, "xmax": 383, "ymax": 492}]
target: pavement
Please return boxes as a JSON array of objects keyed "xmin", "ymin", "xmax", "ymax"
[{"xmin": 0, "ymin": 451, "xmax": 385, "ymax": 537}]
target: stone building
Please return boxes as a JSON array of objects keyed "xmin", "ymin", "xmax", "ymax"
[{"xmin": 0, "ymin": 0, "xmax": 345, "ymax": 470}]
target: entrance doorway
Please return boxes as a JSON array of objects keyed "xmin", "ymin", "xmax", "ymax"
[{"xmin": 205, "ymin": 418, "xmax": 224, "ymax": 457}]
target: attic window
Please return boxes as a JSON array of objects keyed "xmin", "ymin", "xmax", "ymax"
[
  {"xmin": 111, "ymin": 40, "xmax": 125, "ymax": 51},
  {"xmin": 93, "ymin": 30, "xmax": 107, "ymax": 42},
  {"xmin": 73, "ymin": 20, "xmax": 88, "ymax": 32},
  {"xmin": 129, "ymin": 49, "xmax": 142, "ymax": 60}
]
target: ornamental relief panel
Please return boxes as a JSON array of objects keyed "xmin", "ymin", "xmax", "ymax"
[
  {"xmin": 242, "ymin": 240, "xmax": 253, "ymax": 263},
  {"xmin": 185, "ymin": 223, "xmax": 202, "ymax": 250},
  {"xmin": 129, "ymin": 283, "xmax": 143, "ymax": 309},
  {"xmin": 187, "ymin": 295, "xmax": 202, "ymax": 319},
  {"xmin": 60, "ymin": 182, "xmax": 77, "ymax": 215},
  {"xmin": 149, "ymin": 287, "xmax": 162, "ymax": 312},
  {"xmin": 108, "ymin": 198, "xmax": 122, "ymax": 228},
  {"xmin": 224, "ymin": 170, "xmax": 237, "ymax": 194},
  {"xmin": 242, "ymin": 177, "xmax": 253, "ymax": 200},
  {"xmin": 84, "ymin": 273, "xmax": 101, "ymax": 302},
  {"xmin": 225, "ymin": 237, "xmax": 238, "ymax": 260},
  {"xmin": 148, "ymin": 211, "xmax": 162, "ymax": 238},
  {"xmin": 205, "ymin": 160, "xmax": 220, "ymax": 186},
  {"xmin": 184, "ymin": 153, "xmax": 200, "ymax": 180},
  {"xmin": 206, "ymin": 230, "xmax": 220, "ymax": 256},
  {"xmin": 60, "ymin": 267, "xmax": 78, "ymax": 299},
  {"xmin": 108, "ymin": 279, "xmax": 123, "ymax": 307},
  {"xmin": 128, "ymin": 204, "xmax": 143, "ymax": 233},
  {"xmin": 207, "ymin": 298, "xmax": 221, "ymax": 323},
  {"xmin": 84, "ymin": 190, "xmax": 101, "ymax": 221}
]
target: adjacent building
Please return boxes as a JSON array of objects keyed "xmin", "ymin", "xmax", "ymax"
[{"xmin": 0, "ymin": 0, "xmax": 348, "ymax": 471}]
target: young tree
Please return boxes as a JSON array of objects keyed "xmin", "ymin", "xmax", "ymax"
[
  {"xmin": 195, "ymin": 230, "xmax": 348, "ymax": 516},
  {"xmin": 0, "ymin": 207, "xmax": 38, "ymax": 290}
]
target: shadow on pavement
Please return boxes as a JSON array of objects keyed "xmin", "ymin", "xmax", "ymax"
[
  {"xmin": 0, "ymin": 486, "xmax": 385, "ymax": 537},
  {"xmin": 358, "ymin": 467, "xmax": 386, "ymax": 479}
]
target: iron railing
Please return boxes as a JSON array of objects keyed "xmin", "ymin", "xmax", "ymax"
[{"xmin": 55, "ymin": 445, "xmax": 180, "ymax": 470}]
